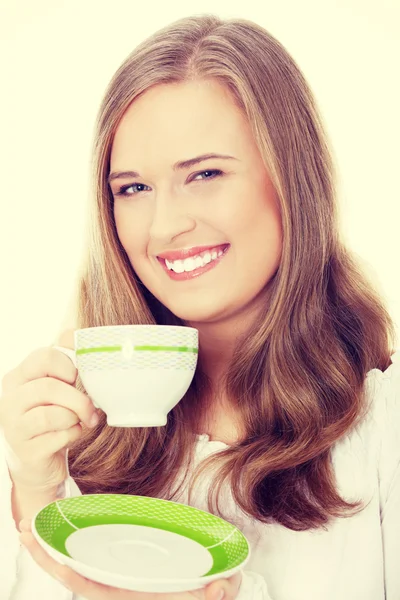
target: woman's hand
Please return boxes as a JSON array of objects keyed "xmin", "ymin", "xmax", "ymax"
[
  {"xmin": 19, "ymin": 519, "xmax": 242, "ymax": 600},
  {"xmin": 0, "ymin": 329, "xmax": 99, "ymax": 495}
]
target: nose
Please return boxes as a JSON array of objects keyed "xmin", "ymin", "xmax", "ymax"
[{"xmin": 148, "ymin": 191, "xmax": 196, "ymax": 244}]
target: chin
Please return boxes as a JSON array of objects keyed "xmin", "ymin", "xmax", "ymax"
[{"xmin": 166, "ymin": 302, "xmax": 227, "ymax": 325}]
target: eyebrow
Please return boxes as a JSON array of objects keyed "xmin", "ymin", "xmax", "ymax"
[{"xmin": 107, "ymin": 153, "xmax": 238, "ymax": 184}]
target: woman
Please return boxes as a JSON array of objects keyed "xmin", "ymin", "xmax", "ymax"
[{"xmin": 0, "ymin": 13, "xmax": 399, "ymax": 600}]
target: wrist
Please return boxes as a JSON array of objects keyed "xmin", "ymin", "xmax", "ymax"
[{"xmin": 11, "ymin": 480, "xmax": 61, "ymax": 528}]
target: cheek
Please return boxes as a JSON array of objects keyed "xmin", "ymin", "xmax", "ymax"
[
  {"xmin": 114, "ymin": 207, "xmax": 148, "ymax": 262},
  {"xmin": 231, "ymin": 197, "xmax": 282, "ymax": 273},
  {"xmin": 225, "ymin": 193, "xmax": 282, "ymax": 246},
  {"xmin": 256, "ymin": 209, "xmax": 283, "ymax": 270}
]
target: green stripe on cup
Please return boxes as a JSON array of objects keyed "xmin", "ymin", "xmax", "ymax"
[
  {"xmin": 76, "ymin": 346, "xmax": 121, "ymax": 355},
  {"xmin": 76, "ymin": 345, "xmax": 198, "ymax": 355},
  {"xmin": 135, "ymin": 346, "xmax": 198, "ymax": 353}
]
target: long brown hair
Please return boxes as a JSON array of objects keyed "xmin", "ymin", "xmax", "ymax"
[{"xmin": 68, "ymin": 14, "xmax": 396, "ymax": 531}]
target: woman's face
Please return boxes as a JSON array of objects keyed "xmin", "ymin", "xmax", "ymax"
[{"xmin": 109, "ymin": 79, "xmax": 283, "ymax": 325}]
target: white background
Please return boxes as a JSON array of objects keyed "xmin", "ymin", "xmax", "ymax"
[{"xmin": 0, "ymin": 0, "xmax": 399, "ymax": 378}]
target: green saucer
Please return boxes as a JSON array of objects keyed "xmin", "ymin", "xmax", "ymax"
[{"xmin": 32, "ymin": 494, "xmax": 250, "ymax": 593}]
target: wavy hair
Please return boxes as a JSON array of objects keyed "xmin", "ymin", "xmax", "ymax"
[{"xmin": 68, "ymin": 14, "xmax": 396, "ymax": 531}]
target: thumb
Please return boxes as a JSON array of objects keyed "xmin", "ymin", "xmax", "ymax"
[
  {"xmin": 206, "ymin": 571, "xmax": 243, "ymax": 600},
  {"xmin": 205, "ymin": 581, "xmax": 233, "ymax": 600}
]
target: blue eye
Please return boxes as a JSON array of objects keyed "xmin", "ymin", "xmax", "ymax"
[
  {"xmin": 114, "ymin": 182, "xmax": 151, "ymax": 197},
  {"xmin": 114, "ymin": 169, "xmax": 223, "ymax": 198},
  {"xmin": 191, "ymin": 169, "xmax": 223, "ymax": 182}
]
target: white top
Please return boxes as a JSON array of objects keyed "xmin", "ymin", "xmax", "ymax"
[{"xmin": 1, "ymin": 349, "xmax": 400, "ymax": 600}]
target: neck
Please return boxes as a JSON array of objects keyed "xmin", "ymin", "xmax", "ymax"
[
  {"xmin": 186, "ymin": 297, "xmax": 268, "ymax": 443},
  {"xmin": 188, "ymin": 307, "xmax": 259, "ymax": 391}
]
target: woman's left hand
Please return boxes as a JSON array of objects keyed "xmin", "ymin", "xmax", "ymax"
[{"xmin": 19, "ymin": 520, "xmax": 242, "ymax": 600}]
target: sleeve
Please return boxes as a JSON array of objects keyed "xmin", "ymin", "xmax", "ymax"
[
  {"xmin": 235, "ymin": 570, "xmax": 274, "ymax": 599},
  {"xmin": 0, "ymin": 433, "xmax": 81, "ymax": 600},
  {"xmin": 234, "ymin": 349, "xmax": 400, "ymax": 600},
  {"xmin": 0, "ymin": 431, "xmax": 22, "ymax": 599},
  {"xmin": 375, "ymin": 349, "xmax": 400, "ymax": 600}
]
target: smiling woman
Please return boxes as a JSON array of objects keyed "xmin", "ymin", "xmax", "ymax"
[
  {"xmin": 0, "ymin": 12, "xmax": 399, "ymax": 600},
  {"xmin": 109, "ymin": 79, "xmax": 282, "ymax": 324}
]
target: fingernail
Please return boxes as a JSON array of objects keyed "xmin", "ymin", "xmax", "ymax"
[{"xmin": 89, "ymin": 412, "xmax": 99, "ymax": 427}]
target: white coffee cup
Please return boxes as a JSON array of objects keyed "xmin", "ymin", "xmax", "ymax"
[{"xmin": 54, "ymin": 324, "xmax": 198, "ymax": 427}]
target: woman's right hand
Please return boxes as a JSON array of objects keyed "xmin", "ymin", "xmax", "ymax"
[{"xmin": 0, "ymin": 331, "xmax": 99, "ymax": 496}]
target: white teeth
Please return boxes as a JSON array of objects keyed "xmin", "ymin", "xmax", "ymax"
[
  {"xmin": 164, "ymin": 246, "xmax": 227, "ymax": 273},
  {"xmin": 171, "ymin": 259, "xmax": 185, "ymax": 273},
  {"xmin": 183, "ymin": 257, "xmax": 195, "ymax": 272}
]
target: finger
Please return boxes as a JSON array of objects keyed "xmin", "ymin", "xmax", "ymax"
[
  {"xmin": 205, "ymin": 572, "xmax": 242, "ymax": 600},
  {"xmin": 205, "ymin": 582, "xmax": 227, "ymax": 600},
  {"xmin": 20, "ymin": 405, "xmax": 80, "ymax": 440},
  {"xmin": 24, "ymin": 423, "xmax": 83, "ymax": 460},
  {"xmin": 1, "ymin": 346, "xmax": 77, "ymax": 394},
  {"xmin": 228, "ymin": 572, "xmax": 242, "ymax": 590},
  {"xmin": 19, "ymin": 377, "xmax": 97, "ymax": 428}
]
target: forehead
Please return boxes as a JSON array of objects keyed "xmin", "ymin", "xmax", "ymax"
[{"xmin": 110, "ymin": 80, "xmax": 251, "ymax": 165}]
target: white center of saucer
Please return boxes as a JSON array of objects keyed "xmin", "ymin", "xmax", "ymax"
[
  {"xmin": 109, "ymin": 538, "xmax": 169, "ymax": 563},
  {"xmin": 65, "ymin": 524, "xmax": 213, "ymax": 579}
]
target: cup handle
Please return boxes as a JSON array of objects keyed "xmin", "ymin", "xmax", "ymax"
[
  {"xmin": 51, "ymin": 347, "xmax": 74, "ymax": 489},
  {"xmin": 53, "ymin": 345, "xmax": 77, "ymax": 368},
  {"xmin": 52, "ymin": 345, "xmax": 100, "ymax": 409}
]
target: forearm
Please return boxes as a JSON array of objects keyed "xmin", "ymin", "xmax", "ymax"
[{"xmin": 11, "ymin": 479, "xmax": 60, "ymax": 529}]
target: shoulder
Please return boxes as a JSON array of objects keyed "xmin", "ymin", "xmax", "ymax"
[
  {"xmin": 333, "ymin": 349, "xmax": 400, "ymax": 504},
  {"xmin": 363, "ymin": 349, "xmax": 400, "ymax": 442},
  {"xmin": 364, "ymin": 349, "xmax": 400, "ymax": 502}
]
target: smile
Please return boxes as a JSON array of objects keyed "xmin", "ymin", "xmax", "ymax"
[{"xmin": 157, "ymin": 244, "xmax": 230, "ymax": 281}]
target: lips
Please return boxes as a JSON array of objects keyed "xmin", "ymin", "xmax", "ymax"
[
  {"xmin": 157, "ymin": 243, "xmax": 229, "ymax": 262},
  {"xmin": 157, "ymin": 244, "xmax": 230, "ymax": 281}
]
